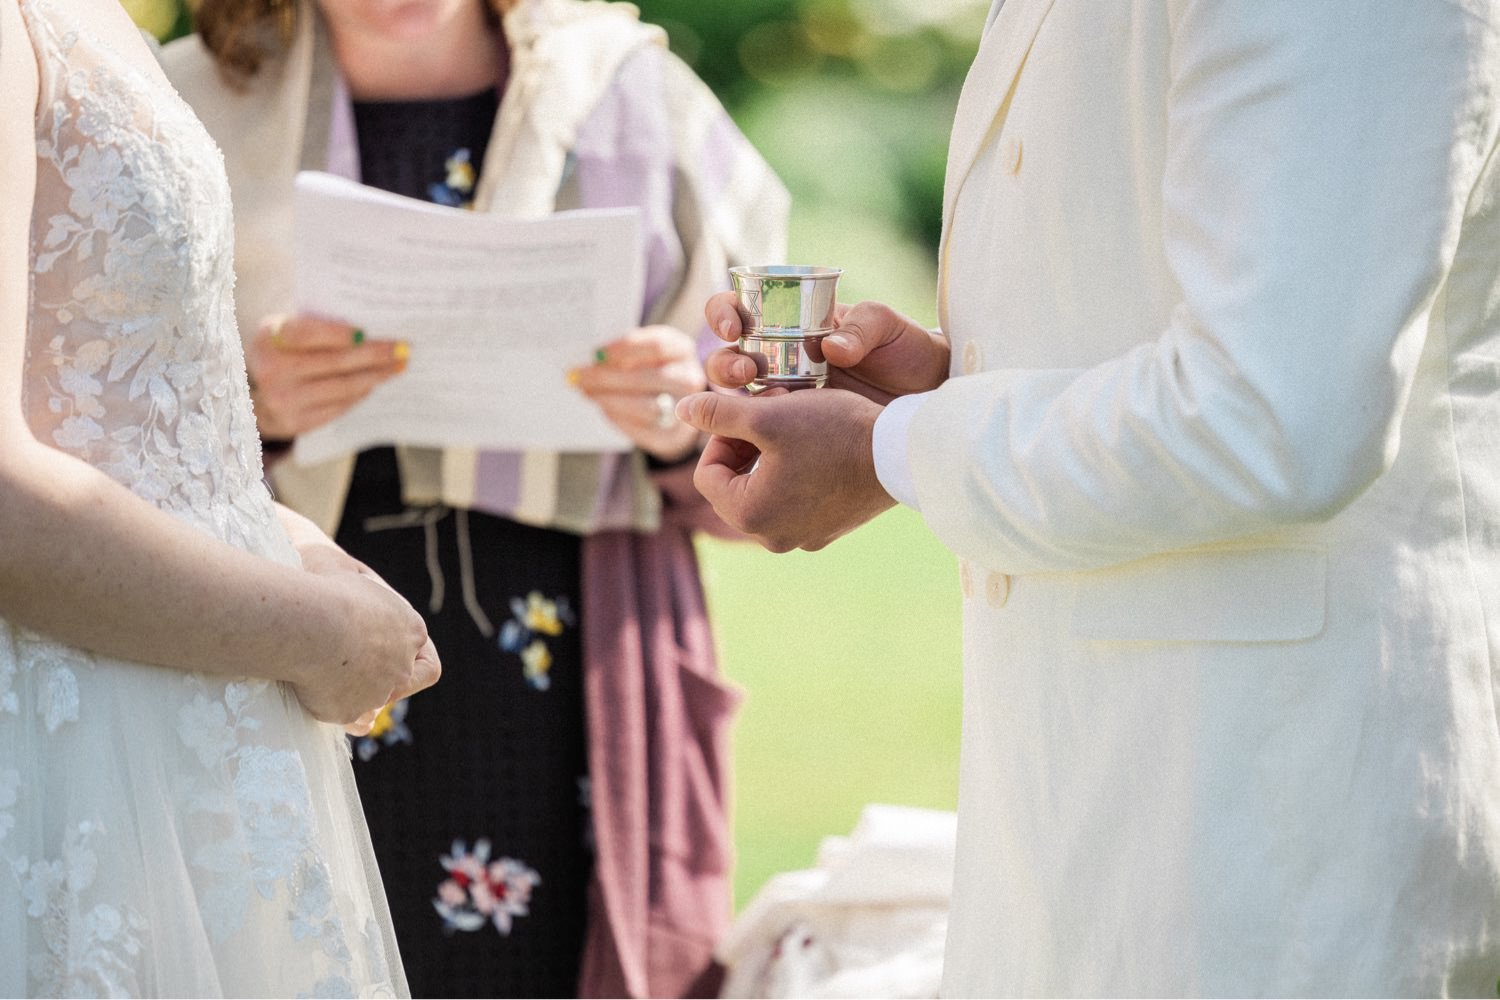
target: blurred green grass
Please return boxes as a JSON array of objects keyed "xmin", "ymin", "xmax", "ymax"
[{"xmin": 697, "ymin": 507, "xmax": 963, "ymax": 908}]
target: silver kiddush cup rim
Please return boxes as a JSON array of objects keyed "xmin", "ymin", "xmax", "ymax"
[
  {"xmin": 730, "ymin": 265, "xmax": 844, "ymax": 279},
  {"xmin": 730, "ymin": 265, "xmax": 843, "ymax": 336}
]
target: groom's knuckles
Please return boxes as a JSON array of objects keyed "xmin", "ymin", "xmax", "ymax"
[
  {"xmin": 733, "ymin": 486, "xmax": 792, "ymax": 549},
  {"xmin": 692, "ymin": 454, "xmax": 742, "ymax": 517},
  {"xmin": 755, "ymin": 523, "xmax": 801, "ymax": 554}
]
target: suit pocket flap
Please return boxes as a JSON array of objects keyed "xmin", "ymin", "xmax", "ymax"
[{"xmin": 1068, "ymin": 547, "xmax": 1326, "ymax": 643}]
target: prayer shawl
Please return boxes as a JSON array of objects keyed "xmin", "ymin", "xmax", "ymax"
[{"xmin": 163, "ymin": 4, "xmax": 789, "ymax": 994}]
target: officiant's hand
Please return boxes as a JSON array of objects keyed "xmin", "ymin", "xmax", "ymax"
[
  {"xmin": 247, "ymin": 313, "xmax": 410, "ymax": 441},
  {"xmin": 569, "ymin": 325, "xmax": 706, "ymax": 464},
  {"xmin": 675, "ymin": 387, "xmax": 895, "ymax": 552},
  {"xmin": 702, "ymin": 294, "xmax": 949, "ymax": 404}
]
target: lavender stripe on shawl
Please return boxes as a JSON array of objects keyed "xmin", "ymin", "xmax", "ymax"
[
  {"xmin": 569, "ymin": 47, "xmax": 731, "ymax": 528},
  {"xmin": 474, "ymin": 449, "xmax": 525, "ymax": 512},
  {"xmin": 573, "ymin": 48, "xmax": 682, "ymax": 328},
  {"xmin": 325, "ymin": 75, "xmax": 361, "ymax": 182}
]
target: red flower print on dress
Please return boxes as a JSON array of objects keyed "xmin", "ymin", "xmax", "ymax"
[{"xmin": 432, "ymin": 838, "xmax": 541, "ymax": 935}]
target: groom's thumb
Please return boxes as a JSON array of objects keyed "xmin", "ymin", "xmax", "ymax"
[
  {"xmin": 676, "ymin": 391, "xmax": 761, "ymax": 443},
  {"xmin": 821, "ymin": 300, "xmax": 894, "ymax": 367}
]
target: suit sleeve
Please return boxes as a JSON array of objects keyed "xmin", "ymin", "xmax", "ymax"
[{"xmin": 907, "ymin": 0, "xmax": 1499, "ymax": 574}]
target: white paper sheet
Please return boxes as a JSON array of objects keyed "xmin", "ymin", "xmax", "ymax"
[{"xmin": 289, "ymin": 171, "xmax": 641, "ymax": 466}]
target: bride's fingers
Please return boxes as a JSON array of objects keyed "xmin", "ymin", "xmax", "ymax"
[
  {"xmin": 396, "ymin": 640, "xmax": 441, "ymax": 700},
  {"xmin": 344, "ymin": 707, "xmax": 378, "ymax": 737}
]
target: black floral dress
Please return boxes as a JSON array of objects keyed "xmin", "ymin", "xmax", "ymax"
[{"xmin": 340, "ymin": 89, "xmax": 593, "ymax": 999}]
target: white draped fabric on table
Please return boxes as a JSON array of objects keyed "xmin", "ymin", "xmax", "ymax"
[{"xmin": 718, "ymin": 805, "xmax": 956, "ymax": 999}]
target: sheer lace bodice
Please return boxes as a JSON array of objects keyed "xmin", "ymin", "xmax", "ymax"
[
  {"xmin": 0, "ymin": 3, "xmax": 405, "ymax": 996},
  {"xmin": 23, "ymin": 0, "xmax": 286, "ymax": 557}
]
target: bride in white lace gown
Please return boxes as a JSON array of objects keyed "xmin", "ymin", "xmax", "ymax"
[{"xmin": 0, "ymin": 0, "xmax": 438, "ymax": 994}]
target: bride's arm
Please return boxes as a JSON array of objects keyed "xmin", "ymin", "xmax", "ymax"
[{"xmin": 0, "ymin": 11, "xmax": 426, "ymax": 725}]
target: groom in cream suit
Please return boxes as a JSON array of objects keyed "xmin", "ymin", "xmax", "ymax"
[{"xmin": 679, "ymin": 0, "xmax": 1500, "ymax": 995}]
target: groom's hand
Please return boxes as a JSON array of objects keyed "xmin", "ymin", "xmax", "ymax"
[
  {"xmin": 703, "ymin": 294, "xmax": 950, "ymax": 403},
  {"xmin": 675, "ymin": 387, "xmax": 895, "ymax": 552}
]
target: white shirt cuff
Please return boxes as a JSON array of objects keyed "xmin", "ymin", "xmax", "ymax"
[{"xmin": 873, "ymin": 391, "xmax": 929, "ymax": 512}]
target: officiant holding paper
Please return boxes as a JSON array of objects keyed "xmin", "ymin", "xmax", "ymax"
[
  {"xmin": 163, "ymin": 1, "xmax": 788, "ymax": 996},
  {"xmin": 676, "ymin": 1, "xmax": 1500, "ymax": 996}
]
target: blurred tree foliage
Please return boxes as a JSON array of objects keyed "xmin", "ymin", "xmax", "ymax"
[
  {"xmin": 123, "ymin": 0, "xmax": 191, "ymax": 45},
  {"xmin": 635, "ymin": 0, "xmax": 984, "ymax": 261},
  {"xmin": 131, "ymin": 0, "xmax": 987, "ymax": 315}
]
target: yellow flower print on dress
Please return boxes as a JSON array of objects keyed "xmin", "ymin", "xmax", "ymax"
[
  {"xmin": 519, "ymin": 640, "xmax": 553, "ymax": 691},
  {"xmin": 446, "ymin": 152, "xmax": 476, "ymax": 194},
  {"xmin": 368, "ymin": 700, "xmax": 399, "ymax": 739},
  {"xmin": 427, "ymin": 148, "xmax": 477, "ymax": 209},
  {"xmin": 499, "ymin": 591, "xmax": 575, "ymax": 692},
  {"xmin": 521, "ymin": 592, "xmax": 566, "ymax": 637}
]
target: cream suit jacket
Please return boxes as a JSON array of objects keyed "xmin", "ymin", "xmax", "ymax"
[{"xmin": 906, "ymin": 1, "xmax": 1500, "ymax": 995}]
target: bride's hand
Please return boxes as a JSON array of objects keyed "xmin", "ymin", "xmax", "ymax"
[
  {"xmin": 281, "ymin": 510, "xmax": 441, "ymax": 725},
  {"xmin": 298, "ymin": 542, "xmax": 443, "ymax": 731},
  {"xmin": 286, "ymin": 572, "xmax": 430, "ymax": 726},
  {"xmin": 296, "ymin": 541, "xmax": 441, "ymax": 692},
  {"xmin": 342, "ymin": 636, "xmax": 441, "ymax": 737}
]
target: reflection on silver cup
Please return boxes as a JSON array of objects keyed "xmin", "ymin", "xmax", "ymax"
[{"xmin": 729, "ymin": 265, "xmax": 842, "ymax": 393}]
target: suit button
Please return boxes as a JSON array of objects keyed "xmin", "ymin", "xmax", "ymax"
[
  {"xmin": 985, "ymin": 571, "xmax": 1011, "ymax": 608},
  {"xmin": 960, "ymin": 560, "xmax": 975, "ymax": 600},
  {"xmin": 962, "ymin": 340, "xmax": 983, "ymax": 375}
]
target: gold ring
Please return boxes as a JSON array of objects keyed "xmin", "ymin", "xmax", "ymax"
[
  {"xmin": 653, "ymin": 392, "xmax": 675, "ymax": 430},
  {"xmin": 268, "ymin": 316, "xmax": 288, "ymax": 349}
]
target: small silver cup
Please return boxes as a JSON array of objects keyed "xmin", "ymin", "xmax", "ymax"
[{"xmin": 729, "ymin": 265, "xmax": 842, "ymax": 392}]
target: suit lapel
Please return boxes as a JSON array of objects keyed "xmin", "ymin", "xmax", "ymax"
[
  {"xmin": 938, "ymin": 0, "xmax": 1056, "ymax": 330},
  {"xmin": 943, "ymin": 0, "xmax": 1056, "ymax": 223}
]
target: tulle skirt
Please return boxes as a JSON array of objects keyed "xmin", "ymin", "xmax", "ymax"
[{"xmin": 0, "ymin": 622, "xmax": 407, "ymax": 998}]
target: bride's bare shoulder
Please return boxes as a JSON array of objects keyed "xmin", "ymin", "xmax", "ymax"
[
  {"xmin": 0, "ymin": 0, "xmax": 36, "ymax": 439},
  {"xmin": 54, "ymin": 0, "xmax": 172, "ymax": 86},
  {"xmin": 0, "ymin": 1, "xmax": 39, "ymax": 118},
  {"xmin": 0, "ymin": 0, "xmax": 39, "ymax": 221}
]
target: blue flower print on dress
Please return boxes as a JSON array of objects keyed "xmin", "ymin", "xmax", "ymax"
[
  {"xmin": 433, "ymin": 839, "xmax": 540, "ymax": 935},
  {"xmin": 498, "ymin": 591, "xmax": 575, "ymax": 691}
]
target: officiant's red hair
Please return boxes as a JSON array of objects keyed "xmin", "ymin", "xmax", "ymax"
[{"xmin": 194, "ymin": 0, "xmax": 521, "ymax": 86}]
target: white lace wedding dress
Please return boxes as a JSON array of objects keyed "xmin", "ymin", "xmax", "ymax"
[{"xmin": 0, "ymin": 1, "xmax": 407, "ymax": 995}]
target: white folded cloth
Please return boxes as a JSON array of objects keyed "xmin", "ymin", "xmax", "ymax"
[{"xmin": 718, "ymin": 805, "xmax": 958, "ymax": 999}]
